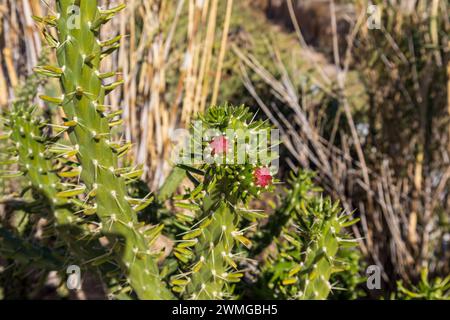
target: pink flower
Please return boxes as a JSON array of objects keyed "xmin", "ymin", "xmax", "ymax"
[
  {"xmin": 209, "ymin": 136, "xmax": 228, "ymax": 155},
  {"xmin": 253, "ymin": 167, "xmax": 272, "ymax": 187}
]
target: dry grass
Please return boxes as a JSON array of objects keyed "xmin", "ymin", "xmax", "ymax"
[{"xmin": 236, "ymin": 0, "xmax": 449, "ymax": 287}]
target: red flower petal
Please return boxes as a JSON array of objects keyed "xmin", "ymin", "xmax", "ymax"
[{"xmin": 253, "ymin": 167, "xmax": 272, "ymax": 187}]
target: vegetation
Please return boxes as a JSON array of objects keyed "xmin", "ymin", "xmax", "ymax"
[{"xmin": 0, "ymin": 0, "xmax": 448, "ymax": 300}]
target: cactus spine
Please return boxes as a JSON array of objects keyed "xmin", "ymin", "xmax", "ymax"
[{"xmin": 33, "ymin": 0, "xmax": 173, "ymax": 299}]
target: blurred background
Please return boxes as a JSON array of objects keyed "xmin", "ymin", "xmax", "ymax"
[{"xmin": 0, "ymin": 0, "xmax": 449, "ymax": 297}]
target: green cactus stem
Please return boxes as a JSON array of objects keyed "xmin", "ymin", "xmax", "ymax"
[
  {"xmin": 157, "ymin": 166, "xmax": 187, "ymax": 202},
  {"xmin": 0, "ymin": 226, "xmax": 63, "ymax": 269},
  {"xmin": 32, "ymin": 0, "xmax": 173, "ymax": 299},
  {"xmin": 7, "ymin": 105, "xmax": 114, "ymax": 266},
  {"xmin": 252, "ymin": 171, "xmax": 321, "ymax": 256}
]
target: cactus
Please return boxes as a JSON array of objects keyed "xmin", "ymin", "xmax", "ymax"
[
  {"xmin": 169, "ymin": 105, "xmax": 278, "ymax": 299},
  {"xmin": 7, "ymin": 95, "xmax": 91, "ymax": 257},
  {"xmin": 8, "ymin": 101, "xmax": 121, "ymax": 276},
  {"xmin": 0, "ymin": 226, "xmax": 62, "ymax": 269},
  {"xmin": 0, "ymin": 224, "xmax": 64, "ymax": 299},
  {"xmin": 1, "ymin": 54, "xmax": 359, "ymax": 300},
  {"xmin": 0, "ymin": 54, "xmax": 46, "ymax": 183},
  {"xmin": 329, "ymin": 247, "xmax": 366, "ymax": 300},
  {"xmin": 255, "ymin": 171, "xmax": 359, "ymax": 300},
  {"xmin": 252, "ymin": 171, "xmax": 322, "ymax": 256},
  {"xmin": 395, "ymin": 268, "xmax": 450, "ymax": 300},
  {"xmin": 0, "ymin": 56, "xmax": 133, "ymax": 299},
  {"xmin": 32, "ymin": 0, "xmax": 173, "ymax": 299},
  {"xmin": 0, "ymin": 50, "xmax": 115, "ymax": 267}
]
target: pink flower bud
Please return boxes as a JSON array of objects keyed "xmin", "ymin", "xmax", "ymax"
[
  {"xmin": 253, "ymin": 167, "xmax": 272, "ymax": 187},
  {"xmin": 209, "ymin": 136, "xmax": 228, "ymax": 155}
]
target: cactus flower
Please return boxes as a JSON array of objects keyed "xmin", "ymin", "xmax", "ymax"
[
  {"xmin": 253, "ymin": 167, "xmax": 272, "ymax": 187},
  {"xmin": 209, "ymin": 136, "xmax": 228, "ymax": 155}
]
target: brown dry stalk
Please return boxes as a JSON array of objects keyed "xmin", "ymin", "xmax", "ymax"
[
  {"xmin": 194, "ymin": 0, "xmax": 218, "ymax": 114},
  {"xmin": 448, "ymin": 43, "xmax": 450, "ymax": 155},
  {"xmin": 211, "ymin": 0, "xmax": 233, "ymax": 106}
]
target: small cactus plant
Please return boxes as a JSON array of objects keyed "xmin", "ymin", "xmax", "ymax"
[
  {"xmin": 395, "ymin": 268, "xmax": 450, "ymax": 300},
  {"xmin": 252, "ymin": 171, "xmax": 359, "ymax": 300},
  {"xmin": 169, "ymin": 105, "xmax": 279, "ymax": 299}
]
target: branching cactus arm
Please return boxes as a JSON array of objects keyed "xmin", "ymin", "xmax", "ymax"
[
  {"xmin": 7, "ymin": 104, "xmax": 116, "ymax": 266},
  {"xmin": 252, "ymin": 171, "xmax": 320, "ymax": 256},
  {"xmin": 7, "ymin": 63, "xmax": 75, "ymax": 227},
  {"xmin": 258, "ymin": 171, "xmax": 359, "ymax": 300},
  {"xmin": 181, "ymin": 200, "xmax": 237, "ymax": 300},
  {"xmin": 3, "ymin": 55, "xmax": 81, "ymax": 244}
]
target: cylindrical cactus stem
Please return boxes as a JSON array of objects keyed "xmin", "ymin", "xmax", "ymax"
[
  {"xmin": 178, "ymin": 196, "xmax": 239, "ymax": 300},
  {"xmin": 5, "ymin": 55, "xmax": 80, "ymax": 243},
  {"xmin": 32, "ymin": 0, "xmax": 173, "ymax": 299},
  {"xmin": 9, "ymin": 109, "xmax": 74, "ymax": 225},
  {"xmin": 252, "ymin": 171, "xmax": 317, "ymax": 256},
  {"xmin": 2, "ymin": 53, "xmax": 115, "ymax": 270},
  {"xmin": 293, "ymin": 206, "xmax": 342, "ymax": 300}
]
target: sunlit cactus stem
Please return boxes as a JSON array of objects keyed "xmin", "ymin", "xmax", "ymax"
[
  {"xmin": 7, "ymin": 104, "xmax": 114, "ymax": 269},
  {"xmin": 6, "ymin": 55, "xmax": 82, "ymax": 250},
  {"xmin": 9, "ymin": 107, "xmax": 78, "ymax": 231},
  {"xmin": 33, "ymin": 0, "xmax": 174, "ymax": 299}
]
